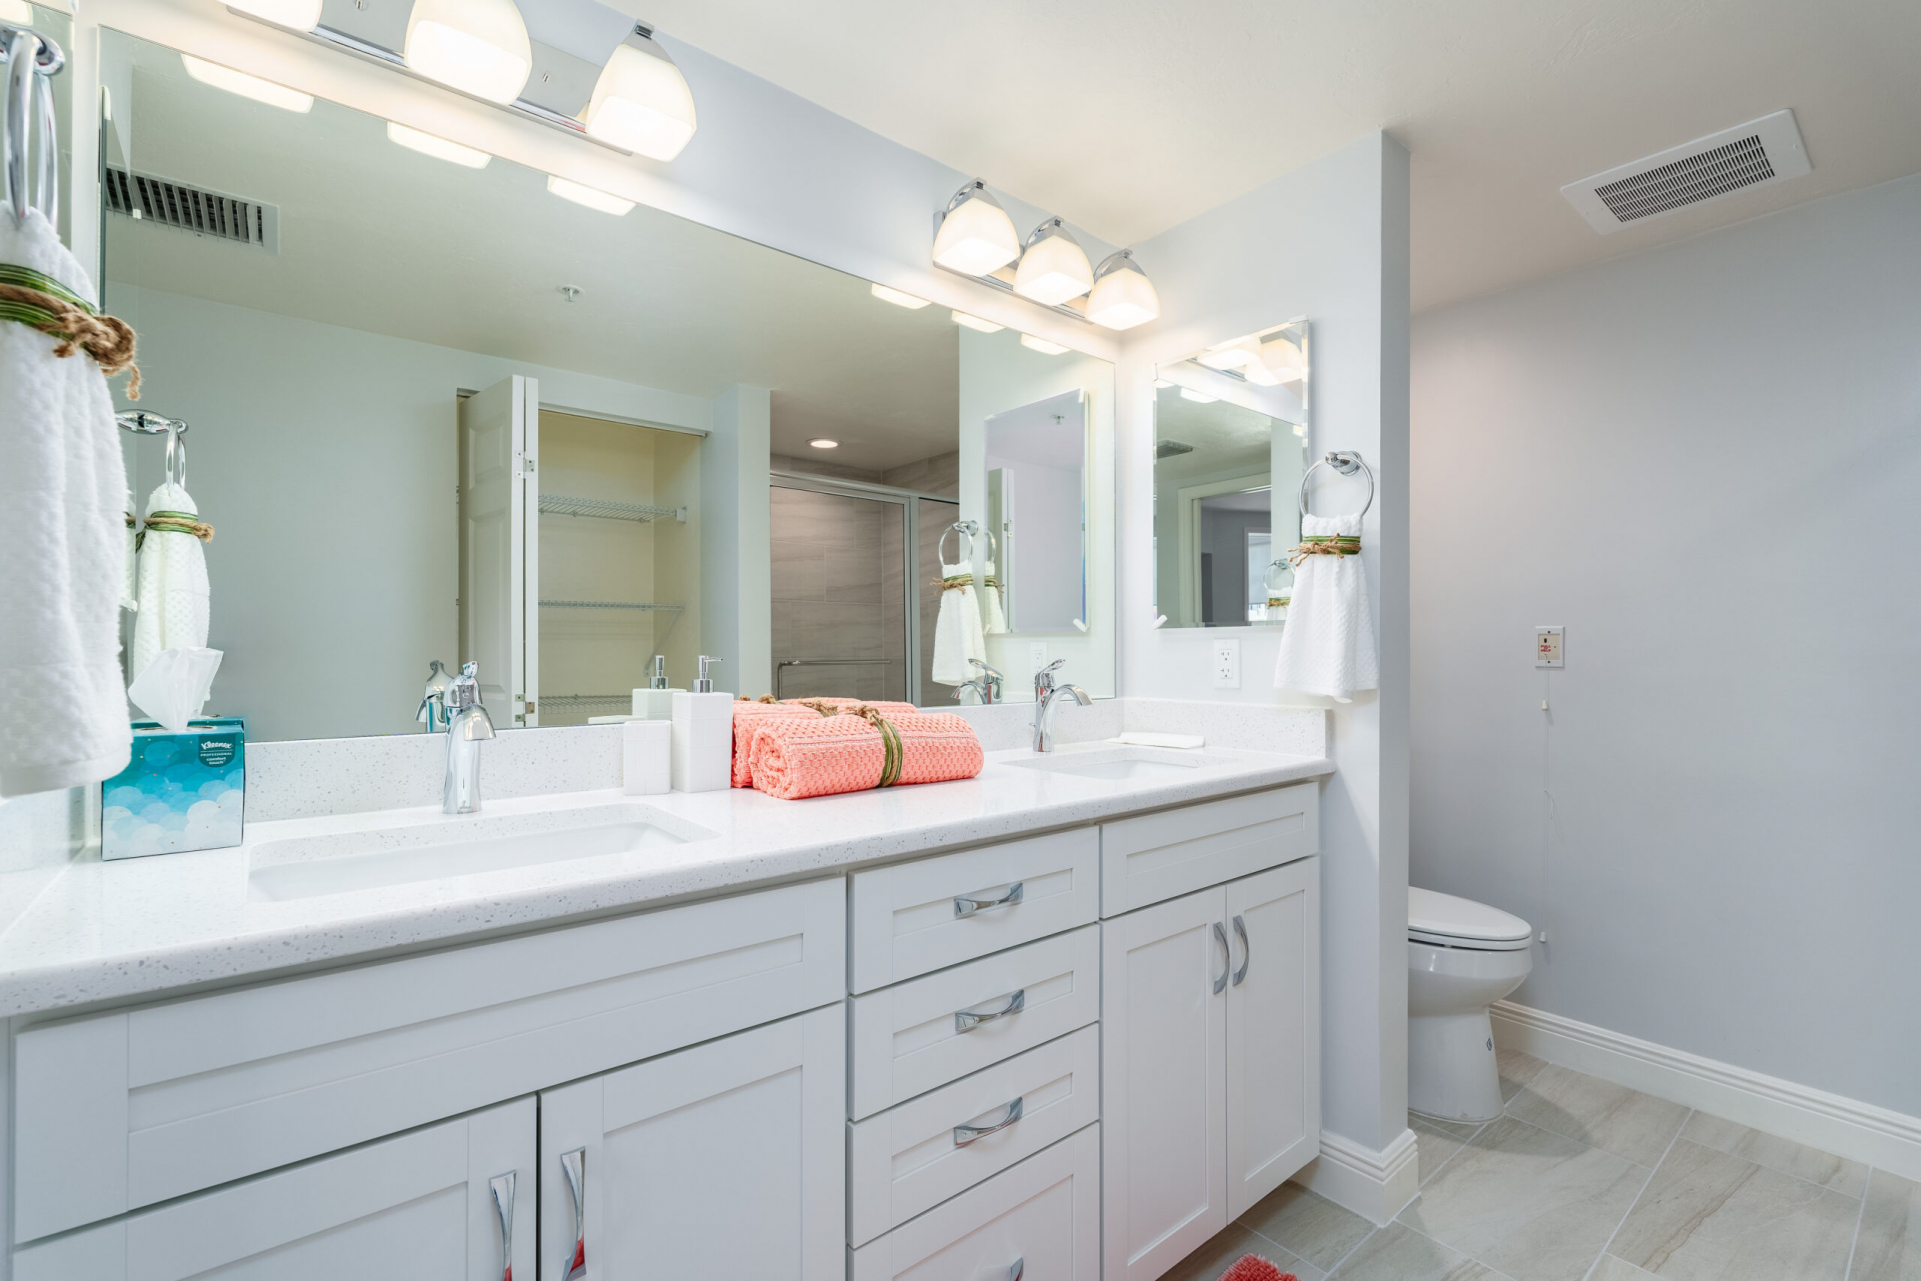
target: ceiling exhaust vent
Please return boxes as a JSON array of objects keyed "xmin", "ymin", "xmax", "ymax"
[
  {"xmin": 103, "ymin": 166, "xmax": 279, "ymax": 252},
  {"xmin": 1561, "ymin": 110, "xmax": 1809, "ymax": 234},
  {"xmin": 1155, "ymin": 439, "xmax": 1195, "ymax": 459}
]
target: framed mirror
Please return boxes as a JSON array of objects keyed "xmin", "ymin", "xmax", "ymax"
[{"xmin": 1152, "ymin": 320, "xmax": 1309, "ymax": 628}]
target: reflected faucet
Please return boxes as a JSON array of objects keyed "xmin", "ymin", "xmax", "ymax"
[
  {"xmin": 955, "ymin": 658, "xmax": 1003, "ymax": 706},
  {"xmin": 416, "ymin": 659, "xmax": 452, "ymax": 732},
  {"xmin": 1032, "ymin": 659, "xmax": 1090, "ymax": 753},
  {"xmin": 443, "ymin": 662, "xmax": 496, "ymax": 815}
]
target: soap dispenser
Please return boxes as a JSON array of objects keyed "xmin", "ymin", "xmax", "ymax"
[
  {"xmin": 632, "ymin": 653, "xmax": 683, "ymax": 720},
  {"xmin": 670, "ymin": 656, "xmax": 731, "ymax": 792}
]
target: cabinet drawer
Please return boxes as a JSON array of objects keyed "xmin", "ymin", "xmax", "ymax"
[
  {"xmin": 851, "ymin": 1124, "xmax": 1100, "ymax": 1281},
  {"xmin": 850, "ymin": 828, "xmax": 1099, "ymax": 992},
  {"xmin": 14, "ymin": 877, "xmax": 844, "ymax": 1244},
  {"xmin": 849, "ymin": 1024, "xmax": 1100, "ymax": 1246},
  {"xmin": 850, "ymin": 925, "xmax": 1100, "ymax": 1120},
  {"xmin": 13, "ymin": 1097, "xmax": 535, "ymax": 1281},
  {"xmin": 1101, "ymin": 782, "xmax": 1318, "ymax": 915}
]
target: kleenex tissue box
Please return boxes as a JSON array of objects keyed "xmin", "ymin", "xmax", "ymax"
[{"xmin": 101, "ymin": 718, "xmax": 246, "ymax": 861}]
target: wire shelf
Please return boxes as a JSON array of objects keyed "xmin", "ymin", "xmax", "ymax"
[
  {"xmin": 537, "ymin": 693, "xmax": 636, "ymax": 709},
  {"xmin": 538, "ymin": 600, "xmax": 683, "ymax": 611},
  {"xmin": 540, "ymin": 493, "xmax": 683, "ymax": 522}
]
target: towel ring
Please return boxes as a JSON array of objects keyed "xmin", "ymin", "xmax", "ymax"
[
  {"xmin": 1262, "ymin": 560, "xmax": 1295, "ymax": 593},
  {"xmin": 1299, "ymin": 451, "xmax": 1374, "ymax": 521},
  {"xmin": 2, "ymin": 25, "xmax": 64, "ymax": 225},
  {"xmin": 163, "ymin": 428, "xmax": 187, "ymax": 491},
  {"xmin": 937, "ymin": 521, "xmax": 999, "ymax": 566}
]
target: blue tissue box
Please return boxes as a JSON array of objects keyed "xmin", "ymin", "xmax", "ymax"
[{"xmin": 101, "ymin": 718, "xmax": 246, "ymax": 861}]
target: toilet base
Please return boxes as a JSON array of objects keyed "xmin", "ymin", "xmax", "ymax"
[{"xmin": 1409, "ymin": 1009, "xmax": 1504, "ymax": 1123}]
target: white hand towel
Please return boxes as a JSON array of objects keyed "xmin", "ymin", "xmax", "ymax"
[
  {"xmin": 930, "ymin": 563, "xmax": 988, "ymax": 685},
  {"xmin": 981, "ymin": 559, "xmax": 1008, "ymax": 634},
  {"xmin": 1273, "ymin": 512, "xmax": 1378, "ymax": 702},
  {"xmin": 132, "ymin": 481, "xmax": 212, "ymax": 682},
  {"xmin": 0, "ymin": 210, "xmax": 132, "ymax": 796}
]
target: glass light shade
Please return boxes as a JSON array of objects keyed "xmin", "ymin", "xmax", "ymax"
[
  {"xmin": 225, "ymin": 0, "xmax": 323, "ymax": 28},
  {"xmin": 1086, "ymin": 253, "xmax": 1160, "ymax": 330},
  {"xmin": 404, "ymin": 0, "xmax": 531, "ymax": 104},
  {"xmin": 933, "ymin": 185, "xmax": 1020, "ymax": 275},
  {"xmin": 1240, "ymin": 362, "xmax": 1280, "ymax": 386},
  {"xmin": 1020, "ymin": 334, "xmax": 1070, "ymax": 356},
  {"xmin": 951, "ymin": 311, "xmax": 1004, "ymax": 333},
  {"xmin": 1260, "ymin": 335, "xmax": 1306, "ymax": 382},
  {"xmin": 1179, "ymin": 387, "xmax": 1218, "ymax": 403},
  {"xmin": 181, "ymin": 56, "xmax": 314, "ymax": 112},
  {"xmin": 1013, "ymin": 221, "xmax": 1093, "ymax": 306},
  {"xmin": 546, "ymin": 175, "xmax": 634, "ymax": 215},
  {"xmin": 0, "ymin": 0, "xmax": 32, "ymax": 22},
  {"xmin": 871, "ymin": 284, "xmax": 931, "ymax": 309},
  {"xmin": 386, "ymin": 122, "xmax": 490, "ymax": 168},
  {"xmin": 585, "ymin": 37, "xmax": 697, "ymax": 161},
  {"xmin": 1199, "ymin": 338, "xmax": 1259, "ymax": 371}
]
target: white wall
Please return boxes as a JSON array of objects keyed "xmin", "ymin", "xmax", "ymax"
[
  {"xmin": 1411, "ymin": 172, "xmax": 1921, "ymax": 1118},
  {"xmin": 703, "ymin": 385, "xmax": 773, "ymax": 696}
]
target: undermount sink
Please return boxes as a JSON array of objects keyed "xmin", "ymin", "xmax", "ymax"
[
  {"xmin": 1001, "ymin": 746, "xmax": 1227, "ymax": 781},
  {"xmin": 248, "ymin": 803, "xmax": 714, "ymax": 901}
]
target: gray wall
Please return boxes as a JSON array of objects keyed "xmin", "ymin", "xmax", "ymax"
[{"xmin": 1411, "ymin": 172, "xmax": 1921, "ymax": 1116}]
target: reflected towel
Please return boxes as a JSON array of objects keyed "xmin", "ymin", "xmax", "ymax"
[
  {"xmin": 731, "ymin": 697, "xmax": 918, "ymax": 787},
  {"xmin": 981, "ymin": 561, "xmax": 1008, "ymax": 635},
  {"xmin": 131, "ymin": 480, "xmax": 211, "ymax": 682},
  {"xmin": 1272, "ymin": 512, "xmax": 1378, "ymax": 701},
  {"xmin": 930, "ymin": 563, "xmax": 987, "ymax": 685},
  {"xmin": 751, "ymin": 709, "xmax": 983, "ymax": 800}
]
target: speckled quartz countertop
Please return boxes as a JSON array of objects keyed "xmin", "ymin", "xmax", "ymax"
[{"xmin": 0, "ymin": 742, "xmax": 1330, "ymax": 1020}]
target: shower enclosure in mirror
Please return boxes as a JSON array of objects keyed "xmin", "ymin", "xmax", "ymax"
[
  {"xmin": 1153, "ymin": 321, "xmax": 1310, "ymax": 628},
  {"xmin": 100, "ymin": 26, "xmax": 1116, "ymax": 741}
]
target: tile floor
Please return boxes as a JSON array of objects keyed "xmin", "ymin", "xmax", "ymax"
[{"xmin": 1171, "ymin": 1050, "xmax": 1921, "ymax": 1281}]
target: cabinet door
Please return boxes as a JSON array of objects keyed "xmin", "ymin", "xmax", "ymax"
[
  {"xmin": 1101, "ymin": 886, "xmax": 1229, "ymax": 1281},
  {"xmin": 538, "ymin": 1005, "xmax": 844, "ymax": 1281},
  {"xmin": 1225, "ymin": 858, "xmax": 1322, "ymax": 1220},
  {"xmin": 13, "ymin": 1098, "xmax": 534, "ymax": 1281}
]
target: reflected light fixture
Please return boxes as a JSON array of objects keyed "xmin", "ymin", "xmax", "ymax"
[
  {"xmin": 871, "ymin": 284, "xmax": 931, "ymax": 309},
  {"xmin": 808, "ymin": 438, "xmax": 839, "ymax": 449},
  {"xmin": 1013, "ymin": 218, "xmax": 1093, "ymax": 307},
  {"xmin": 1086, "ymin": 249, "xmax": 1160, "ymax": 330},
  {"xmin": 1154, "ymin": 379, "xmax": 1174, "ymax": 389},
  {"xmin": 1179, "ymin": 388, "xmax": 1218, "ymax": 403},
  {"xmin": 386, "ymin": 121, "xmax": 490, "ymax": 168},
  {"xmin": 585, "ymin": 25, "xmax": 698, "ymax": 161},
  {"xmin": 546, "ymin": 175, "xmax": 634, "ymax": 215},
  {"xmin": 223, "ymin": 0, "xmax": 323, "ymax": 29},
  {"xmin": 0, "ymin": 0, "xmax": 32, "ymax": 22},
  {"xmin": 403, "ymin": 0, "xmax": 532, "ymax": 104},
  {"xmin": 932, "ymin": 180, "xmax": 1021, "ymax": 275},
  {"xmin": 1020, "ymin": 334, "xmax": 1070, "ymax": 356},
  {"xmin": 1198, "ymin": 338, "xmax": 1259, "ymax": 371},
  {"xmin": 951, "ymin": 311, "xmax": 1004, "ymax": 333},
  {"xmin": 1260, "ymin": 334, "xmax": 1306, "ymax": 383},
  {"xmin": 181, "ymin": 56, "xmax": 315, "ymax": 112}
]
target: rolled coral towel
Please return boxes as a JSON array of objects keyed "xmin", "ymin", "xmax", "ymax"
[
  {"xmin": 751, "ymin": 707, "xmax": 983, "ymax": 800},
  {"xmin": 730, "ymin": 697, "xmax": 920, "ymax": 787}
]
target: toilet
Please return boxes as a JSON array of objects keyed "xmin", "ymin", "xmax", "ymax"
[{"xmin": 1407, "ymin": 887, "xmax": 1533, "ymax": 1123}]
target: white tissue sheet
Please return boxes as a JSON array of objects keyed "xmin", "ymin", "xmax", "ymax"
[
  {"xmin": 127, "ymin": 647, "xmax": 223, "ymax": 733},
  {"xmin": 1272, "ymin": 512, "xmax": 1379, "ymax": 702}
]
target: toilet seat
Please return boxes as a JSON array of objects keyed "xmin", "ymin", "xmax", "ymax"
[{"xmin": 1409, "ymin": 887, "xmax": 1531, "ymax": 952}]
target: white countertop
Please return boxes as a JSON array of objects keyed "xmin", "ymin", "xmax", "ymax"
[{"xmin": 0, "ymin": 743, "xmax": 1330, "ymax": 1020}]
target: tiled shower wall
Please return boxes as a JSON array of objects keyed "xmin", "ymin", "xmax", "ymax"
[{"xmin": 769, "ymin": 487, "xmax": 906, "ymax": 702}]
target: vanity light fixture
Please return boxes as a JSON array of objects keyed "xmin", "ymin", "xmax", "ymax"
[
  {"xmin": 0, "ymin": 0, "xmax": 32, "ymax": 22},
  {"xmin": 951, "ymin": 311, "xmax": 1004, "ymax": 333},
  {"xmin": 932, "ymin": 180, "xmax": 1021, "ymax": 275},
  {"xmin": 585, "ymin": 24, "xmax": 697, "ymax": 161},
  {"xmin": 1085, "ymin": 249, "xmax": 1160, "ymax": 330},
  {"xmin": 403, "ymin": 0, "xmax": 532, "ymax": 105},
  {"xmin": 1013, "ymin": 217, "xmax": 1094, "ymax": 307},
  {"xmin": 386, "ymin": 121, "xmax": 491, "ymax": 168},
  {"xmin": 181, "ymin": 56, "xmax": 315, "ymax": 113},
  {"xmin": 1179, "ymin": 388, "xmax": 1218, "ymax": 403},
  {"xmin": 808, "ymin": 438, "xmax": 840, "ymax": 449},
  {"xmin": 223, "ymin": 0, "xmax": 324, "ymax": 30},
  {"xmin": 1020, "ymin": 334, "xmax": 1070, "ymax": 356},
  {"xmin": 870, "ymin": 284, "xmax": 931, "ymax": 309},
  {"xmin": 546, "ymin": 175, "xmax": 634, "ymax": 215}
]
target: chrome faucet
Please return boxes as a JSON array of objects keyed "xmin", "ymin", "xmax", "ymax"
[
  {"xmin": 954, "ymin": 658, "xmax": 1003, "ymax": 706},
  {"xmin": 1032, "ymin": 659, "xmax": 1090, "ymax": 753},
  {"xmin": 416, "ymin": 659, "xmax": 452, "ymax": 732},
  {"xmin": 443, "ymin": 661, "xmax": 496, "ymax": 815}
]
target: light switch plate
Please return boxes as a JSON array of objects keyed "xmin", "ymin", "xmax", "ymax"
[
  {"xmin": 1212, "ymin": 638, "xmax": 1241, "ymax": 689},
  {"xmin": 1535, "ymin": 626, "xmax": 1564, "ymax": 668}
]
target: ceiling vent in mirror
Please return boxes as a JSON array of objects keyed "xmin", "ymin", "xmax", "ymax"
[
  {"xmin": 1561, "ymin": 110, "xmax": 1809, "ymax": 234},
  {"xmin": 1155, "ymin": 439, "xmax": 1195, "ymax": 459},
  {"xmin": 103, "ymin": 166, "xmax": 280, "ymax": 252}
]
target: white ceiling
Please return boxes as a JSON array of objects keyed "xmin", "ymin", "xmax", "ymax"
[{"xmin": 611, "ymin": 0, "xmax": 1921, "ymax": 311}]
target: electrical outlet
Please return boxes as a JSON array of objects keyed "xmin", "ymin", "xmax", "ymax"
[
  {"xmin": 1535, "ymin": 626, "xmax": 1564, "ymax": 668},
  {"xmin": 1212, "ymin": 638, "xmax": 1241, "ymax": 689},
  {"xmin": 1028, "ymin": 641, "xmax": 1049, "ymax": 677}
]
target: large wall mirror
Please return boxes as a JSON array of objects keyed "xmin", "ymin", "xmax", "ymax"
[
  {"xmin": 1153, "ymin": 321, "xmax": 1309, "ymax": 628},
  {"xmin": 101, "ymin": 27, "xmax": 1115, "ymax": 742}
]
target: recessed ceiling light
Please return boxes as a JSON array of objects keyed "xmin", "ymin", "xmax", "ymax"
[
  {"xmin": 951, "ymin": 311, "xmax": 1004, "ymax": 333},
  {"xmin": 1179, "ymin": 388, "xmax": 1218, "ymax": 403},
  {"xmin": 1020, "ymin": 334, "xmax": 1070, "ymax": 356},
  {"xmin": 181, "ymin": 56, "xmax": 315, "ymax": 112},
  {"xmin": 808, "ymin": 438, "xmax": 839, "ymax": 449},
  {"xmin": 871, "ymin": 284, "xmax": 931, "ymax": 309},
  {"xmin": 386, "ymin": 121, "xmax": 490, "ymax": 168},
  {"xmin": 546, "ymin": 176, "xmax": 634, "ymax": 215}
]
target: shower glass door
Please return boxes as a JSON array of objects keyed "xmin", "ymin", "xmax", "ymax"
[{"xmin": 769, "ymin": 481, "xmax": 912, "ymax": 704}]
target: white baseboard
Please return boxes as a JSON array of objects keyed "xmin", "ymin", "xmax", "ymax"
[
  {"xmin": 1491, "ymin": 1000, "xmax": 1921, "ymax": 1182},
  {"xmin": 1289, "ymin": 1126, "xmax": 1419, "ymax": 1225}
]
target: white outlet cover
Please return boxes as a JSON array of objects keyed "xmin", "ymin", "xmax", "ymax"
[
  {"xmin": 1212, "ymin": 638, "xmax": 1241, "ymax": 689},
  {"xmin": 1535, "ymin": 626, "xmax": 1564, "ymax": 668},
  {"xmin": 1028, "ymin": 641, "xmax": 1049, "ymax": 675}
]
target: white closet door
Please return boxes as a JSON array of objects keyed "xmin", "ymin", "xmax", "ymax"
[
  {"xmin": 1225, "ymin": 858, "xmax": 1322, "ymax": 1219},
  {"xmin": 459, "ymin": 375, "xmax": 538, "ymax": 725},
  {"xmin": 537, "ymin": 1005, "xmax": 844, "ymax": 1281},
  {"xmin": 1101, "ymin": 886, "xmax": 1229, "ymax": 1281}
]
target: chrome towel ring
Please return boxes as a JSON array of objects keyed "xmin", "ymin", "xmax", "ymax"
[
  {"xmin": 937, "ymin": 520, "xmax": 1000, "ymax": 566},
  {"xmin": 1299, "ymin": 450, "xmax": 1374, "ymax": 521},
  {"xmin": 1, "ymin": 23, "xmax": 64, "ymax": 226}
]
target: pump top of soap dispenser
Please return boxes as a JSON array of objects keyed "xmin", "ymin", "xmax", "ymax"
[
  {"xmin": 649, "ymin": 655, "xmax": 669, "ymax": 690},
  {"xmin": 695, "ymin": 655, "xmax": 721, "ymax": 693}
]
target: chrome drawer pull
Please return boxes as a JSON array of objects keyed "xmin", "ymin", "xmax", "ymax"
[
  {"xmin": 954, "ymin": 882, "xmax": 1024, "ymax": 918},
  {"xmin": 954, "ymin": 1096, "xmax": 1024, "ymax": 1146},
  {"xmin": 488, "ymin": 1171, "xmax": 516, "ymax": 1281},
  {"xmin": 1232, "ymin": 914, "xmax": 1251, "ymax": 986},
  {"xmin": 1213, "ymin": 921, "xmax": 1230, "ymax": 994},
  {"xmin": 955, "ymin": 988, "xmax": 1026, "ymax": 1033},
  {"xmin": 559, "ymin": 1147, "xmax": 586, "ymax": 1281},
  {"xmin": 1008, "ymin": 1258, "xmax": 1024, "ymax": 1281}
]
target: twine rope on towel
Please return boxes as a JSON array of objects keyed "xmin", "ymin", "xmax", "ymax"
[
  {"xmin": 793, "ymin": 698, "xmax": 842, "ymax": 717},
  {"xmin": 0, "ymin": 264, "xmax": 142, "ymax": 398},
  {"xmin": 1285, "ymin": 534, "xmax": 1361, "ymax": 566},
  {"xmin": 135, "ymin": 509, "xmax": 213, "ymax": 551},
  {"xmin": 932, "ymin": 573, "xmax": 974, "ymax": 592},
  {"xmin": 847, "ymin": 705, "xmax": 903, "ymax": 787}
]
